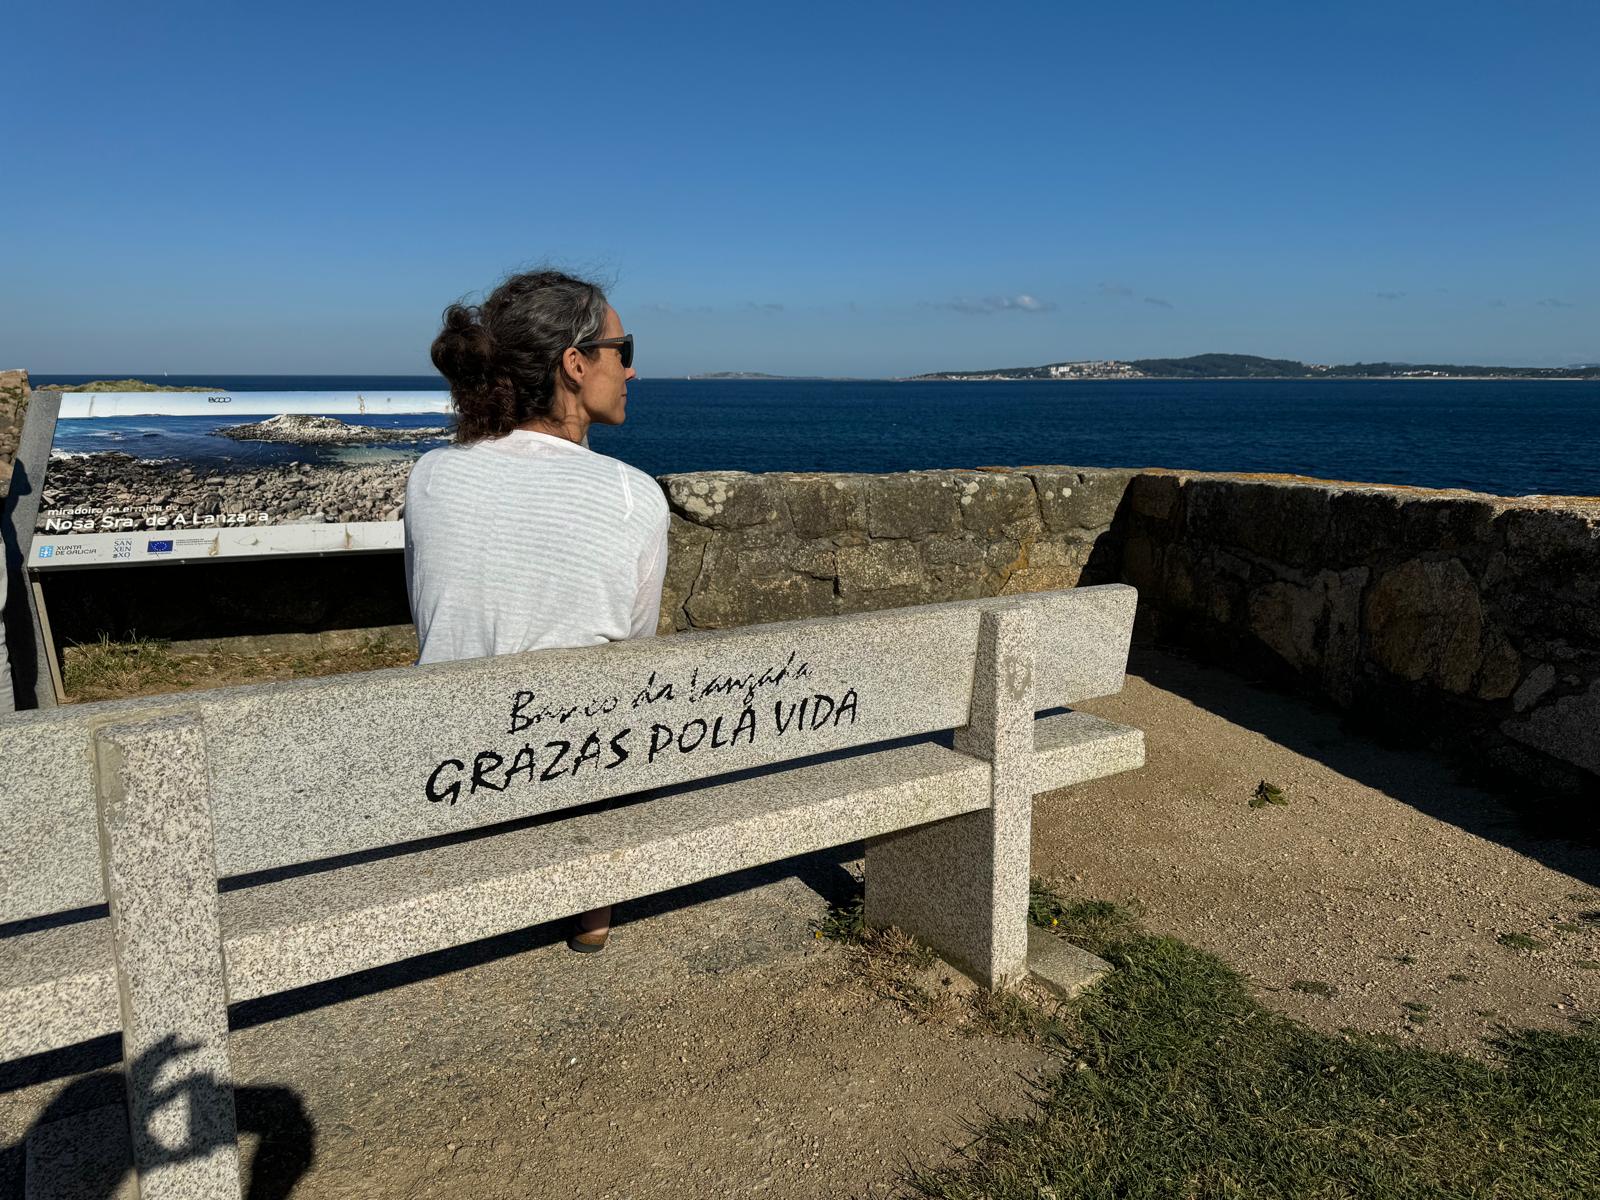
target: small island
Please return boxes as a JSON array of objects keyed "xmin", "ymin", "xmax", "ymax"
[
  {"xmin": 216, "ymin": 413, "xmax": 450, "ymax": 445},
  {"xmin": 912, "ymin": 353, "xmax": 1600, "ymax": 382}
]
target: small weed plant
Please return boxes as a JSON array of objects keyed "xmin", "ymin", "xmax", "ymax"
[
  {"xmin": 1497, "ymin": 932, "xmax": 1548, "ymax": 952},
  {"xmin": 1289, "ymin": 979, "xmax": 1336, "ymax": 998},
  {"xmin": 1250, "ymin": 779, "xmax": 1288, "ymax": 808}
]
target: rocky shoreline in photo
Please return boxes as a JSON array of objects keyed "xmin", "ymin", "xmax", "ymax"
[
  {"xmin": 216, "ymin": 413, "xmax": 450, "ymax": 445},
  {"xmin": 40, "ymin": 452, "xmax": 413, "ymax": 528}
]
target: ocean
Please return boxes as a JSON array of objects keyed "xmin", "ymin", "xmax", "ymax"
[{"xmin": 31, "ymin": 376, "xmax": 1600, "ymax": 498}]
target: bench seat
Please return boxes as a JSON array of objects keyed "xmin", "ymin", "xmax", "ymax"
[{"xmin": 1, "ymin": 711, "xmax": 1142, "ymax": 1060}]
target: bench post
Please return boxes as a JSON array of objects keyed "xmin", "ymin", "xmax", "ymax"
[
  {"xmin": 94, "ymin": 713, "xmax": 242, "ymax": 1200},
  {"xmin": 863, "ymin": 605, "xmax": 1035, "ymax": 988}
]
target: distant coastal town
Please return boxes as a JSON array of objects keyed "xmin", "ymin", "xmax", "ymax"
[{"xmin": 909, "ymin": 353, "xmax": 1600, "ymax": 382}]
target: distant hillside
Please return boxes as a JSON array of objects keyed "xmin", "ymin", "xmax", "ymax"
[
  {"xmin": 54, "ymin": 378, "xmax": 220, "ymax": 392},
  {"xmin": 912, "ymin": 354, "xmax": 1600, "ymax": 382},
  {"xmin": 1131, "ymin": 354, "xmax": 1317, "ymax": 379},
  {"xmin": 687, "ymin": 372, "xmax": 791, "ymax": 380},
  {"xmin": 1322, "ymin": 361, "xmax": 1600, "ymax": 380}
]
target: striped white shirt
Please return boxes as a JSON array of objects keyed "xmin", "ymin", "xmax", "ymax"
[{"xmin": 404, "ymin": 429, "xmax": 670, "ymax": 665}]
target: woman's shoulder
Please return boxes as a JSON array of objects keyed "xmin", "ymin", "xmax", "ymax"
[
  {"xmin": 406, "ymin": 441, "xmax": 472, "ymax": 486},
  {"xmin": 585, "ymin": 449, "xmax": 668, "ymax": 523}
]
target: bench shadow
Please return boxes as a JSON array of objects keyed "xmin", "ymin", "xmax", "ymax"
[
  {"xmin": 230, "ymin": 842, "xmax": 863, "ymax": 1030},
  {"xmin": 0, "ymin": 1037, "xmax": 313, "ymax": 1199},
  {"xmin": 0, "ymin": 844, "xmax": 863, "ymax": 1093},
  {"xmin": 1124, "ymin": 641, "xmax": 1600, "ymax": 889},
  {"xmin": 0, "ymin": 843, "xmax": 858, "ymax": 1194}
]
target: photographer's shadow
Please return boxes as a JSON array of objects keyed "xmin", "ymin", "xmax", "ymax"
[{"xmin": 10, "ymin": 1036, "xmax": 314, "ymax": 1200}]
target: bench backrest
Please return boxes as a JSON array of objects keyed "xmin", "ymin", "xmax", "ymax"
[{"xmin": 0, "ymin": 585, "xmax": 1135, "ymax": 924}]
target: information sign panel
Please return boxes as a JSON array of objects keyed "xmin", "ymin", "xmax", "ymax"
[{"xmin": 29, "ymin": 391, "xmax": 450, "ymax": 568}]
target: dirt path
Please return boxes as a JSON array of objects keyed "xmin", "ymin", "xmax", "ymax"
[
  {"xmin": 4, "ymin": 646, "xmax": 1596, "ymax": 1196},
  {"xmin": 220, "ymin": 869, "xmax": 1055, "ymax": 1200},
  {"xmin": 1063, "ymin": 647, "xmax": 1598, "ymax": 1055},
  {"xmin": 1, "ymin": 863, "xmax": 1055, "ymax": 1200}
]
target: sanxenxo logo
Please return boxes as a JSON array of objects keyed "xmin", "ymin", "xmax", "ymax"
[
  {"xmin": 146, "ymin": 539, "xmax": 175, "ymax": 555},
  {"xmin": 36, "ymin": 545, "xmax": 54, "ymax": 559}
]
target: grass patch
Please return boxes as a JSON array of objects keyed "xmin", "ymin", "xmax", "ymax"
[
  {"xmin": 1553, "ymin": 922, "xmax": 1585, "ymax": 933},
  {"xmin": 910, "ymin": 904, "xmax": 1600, "ymax": 1200},
  {"xmin": 968, "ymin": 987, "xmax": 1073, "ymax": 1044},
  {"xmin": 63, "ymin": 632, "xmax": 418, "ymax": 703},
  {"xmin": 63, "ymin": 634, "xmax": 186, "ymax": 699},
  {"xmin": 1447, "ymin": 972, "xmax": 1472, "ymax": 983},
  {"xmin": 1577, "ymin": 961, "xmax": 1600, "ymax": 972},
  {"xmin": 1497, "ymin": 932, "xmax": 1548, "ymax": 952},
  {"xmin": 814, "ymin": 895, "xmax": 867, "ymax": 944},
  {"xmin": 1028, "ymin": 880, "xmax": 1142, "ymax": 952}
]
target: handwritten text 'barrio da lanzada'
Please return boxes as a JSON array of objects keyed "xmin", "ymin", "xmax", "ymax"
[{"xmin": 425, "ymin": 650, "xmax": 860, "ymax": 805}]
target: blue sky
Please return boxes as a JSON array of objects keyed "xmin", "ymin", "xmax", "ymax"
[{"xmin": 3, "ymin": 0, "xmax": 1595, "ymax": 377}]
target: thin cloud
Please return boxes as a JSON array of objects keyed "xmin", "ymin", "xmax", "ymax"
[
  {"xmin": 1098, "ymin": 282, "xmax": 1134, "ymax": 298},
  {"xmin": 1488, "ymin": 299, "xmax": 1508, "ymax": 308},
  {"xmin": 940, "ymin": 294, "xmax": 1058, "ymax": 315},
  {"xmin": 1375, "ymin": 291, "xmax": 1406, "ymax": 300},
  {"xmin": 1537, "ymin": 298, "xmax": 1576, "ymax": 308},
  {"xmin": 638, "ymin": 302, "xmax": 715, "ymax": 315},
  {"xmin": 742, "ymin": 302, "xmax": 785, "ymax": 313},
  {"xmin": 1143, "ymin": 296, "xmax": 1174, "ymax": 309}
]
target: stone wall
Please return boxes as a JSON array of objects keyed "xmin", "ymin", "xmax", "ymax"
[
  {"xmin": 654, "ymin": 467, "xmax": 1136, "ymax": 632},
  {"xmin": 658, "ymin": 466, "xmax": 1599, "ymax": 801},
  {"xmin": 1116, "ymin": 472, "xmax": 1600, "ymax": 798}
]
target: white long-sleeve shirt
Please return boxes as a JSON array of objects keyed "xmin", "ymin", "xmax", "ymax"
[{"xmin": 404, "ymin": 429, "xmax": 670, "ymax": 665}]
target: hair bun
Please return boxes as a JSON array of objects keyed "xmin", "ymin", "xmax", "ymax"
[{"xmin": 431, "ymin": 303, "xmax": 498, "ymax": 389}]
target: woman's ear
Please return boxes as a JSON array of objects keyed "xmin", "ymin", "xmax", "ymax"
[{"xmin": 556, "ymin": 345, "xmax": 588, "ymax": 394}]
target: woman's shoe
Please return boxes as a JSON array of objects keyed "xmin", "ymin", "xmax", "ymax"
[{"xmin": 566, "ymin": 925, "xmax": 609, "ymax": 953}]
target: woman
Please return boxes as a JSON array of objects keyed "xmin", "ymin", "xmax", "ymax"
[{"xmin": 406, "ymin": 269, "xmax": 669, "ymax": 952}]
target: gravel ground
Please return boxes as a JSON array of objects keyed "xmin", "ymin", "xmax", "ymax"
[
  {"xmin": 1062, "ymin": 646, "xmax": 1598, "ymax": 1055},
  {"xmin": 3, "ymin": 645, "xmax": 1596, "ymax": 1196}
]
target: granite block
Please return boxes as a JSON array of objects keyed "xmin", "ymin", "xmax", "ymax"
[
  {"xmin": 864, "ymin": 606, "xmax": 1037, "ymax": 987},
  {"xmin": 0, "ymin": 916, "xmax": 121, "ymax": 1058},
  {"xmin": 1032, "ymin": 712, "xmax": 1146, "ymax": 792},
  {"xmin": 1027, "ymin": 927, "xmax": 1112, "ymax": 1000},
  {"xmin": 0, "ymin": 585, "xmax": 1136, "ymax": 926},
  {"xmin": 94, "ymin": 713, "xmax": 241, "ymax": 1199}
]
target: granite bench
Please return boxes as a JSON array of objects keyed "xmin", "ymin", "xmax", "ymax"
[{"xmin": 1, "ymin": 584, "xmax": 1143, "ymax": 1199}]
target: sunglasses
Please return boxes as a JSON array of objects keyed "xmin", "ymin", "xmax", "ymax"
[{"xmin": 575, "ymin": 333, "xmax": 634, "ymax": 369}]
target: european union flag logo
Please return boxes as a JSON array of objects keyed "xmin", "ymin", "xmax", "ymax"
[{"xmin": 146, "ymin": 540, "xmax": 174, "ymax": 554}]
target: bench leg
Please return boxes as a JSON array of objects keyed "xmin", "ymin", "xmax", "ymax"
[
  {"xmin": 865, "ymin": 606, "xmax": 1035, "ymax": 988},
  {"xmin": 95, "ymin": 713, "xmax": 242, "ymax": 1200}
]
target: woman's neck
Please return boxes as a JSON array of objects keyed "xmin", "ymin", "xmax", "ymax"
[{"xmin": 517, "ymin": 396, "xmax": 589, "ymax": 444}]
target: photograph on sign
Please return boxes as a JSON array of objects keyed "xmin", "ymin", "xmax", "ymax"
[{"xmin": 31, "ymin": 391, "xmax": 452, "ymax": 567}]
